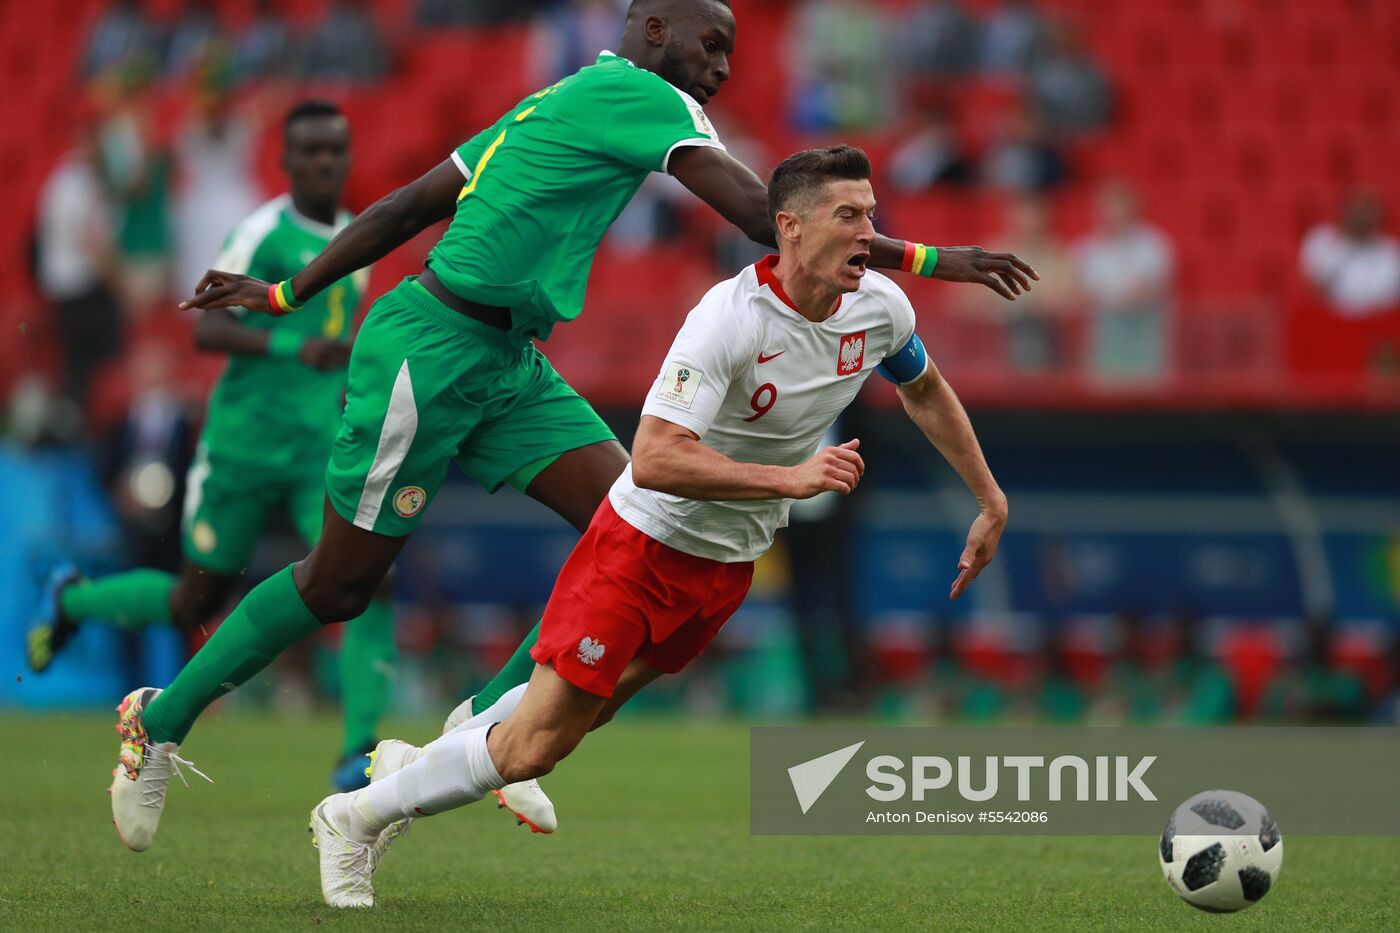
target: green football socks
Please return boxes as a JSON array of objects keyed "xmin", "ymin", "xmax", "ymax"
[
  {"xmin": 143, "ymin": 565, "xmax": 320, "ymax": 745},
  {"xmin": 470, "ymin": 620, "xmax": 542, "ymax": 717},
  {"xmin": 58, "ymin": 569, "xmax": 175, "ymax": 630},
  {"xmin": 339, "ymin": 599, "xmax": 397, "ymax": 756}
]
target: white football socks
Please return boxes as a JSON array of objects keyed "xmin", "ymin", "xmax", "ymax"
[
  {"xmin": 451, "ymin": 684, "xmax": 528, "ymax": 736},
  {"xmin": 347, "ymin": 724, "xmax": 504, "ymax": 843}
]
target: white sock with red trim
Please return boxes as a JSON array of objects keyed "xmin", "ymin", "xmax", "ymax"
[{"xmin": 346, "ymin": 724, "xmax": 504, "ymax": 843}]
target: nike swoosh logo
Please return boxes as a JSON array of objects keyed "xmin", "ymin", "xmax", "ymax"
[{"xmin": 757, "ymin": 351, "xmax": 785, "ymax": 363}]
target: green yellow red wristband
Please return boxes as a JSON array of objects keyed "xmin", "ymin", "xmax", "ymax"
[
  {"xmin": 268, "ymin": 280, "xmax": 304, "ymax": 315},
  {"xmin": 267, "ymin": 329, "xmax": 305, "ymax": 358},
  {"xmin": 900, "ymin": 242, "xmax": 938, "ymax": 277}
]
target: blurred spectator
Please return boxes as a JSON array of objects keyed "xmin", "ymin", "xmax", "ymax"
[
  {"xmin": 1091, "ymin": 613, "xmax": 1233, "ymax": 724},
  {"xmin": 1092, "ymin": 613, "xmax": 1173, "ymax": 723},
  {"xmin": 1299, "ymin": 190, "xmax": 1400, "ymax": 317},
  {"xmin": 1073, "ymin": 181, "xmax": 1174, "ymax": 380},
  {"xmin": 964, "ymin": 196, "xmax": 1075, "ymax": 373},
  {"xmin": 5, "ymin": 375, "xmax": 83, "ymax": 449},
  {"xmin": 419, "ymin": 0, "xmax": 544, "ymax": 26},
  {"xmin": 303, "ymin": 0, "xmax": 389, "ymax": 83},
  {"xmin": 98, "ymin": 343, "xmax": 196, "ymax": 574},
  {"xmin": 887, "ymin": 103, "xmax": 972, "ymax": 194},
  {"xmin": 171, "ymin": 72, "xmax": 262, "ymax": 297},
  {"xmin": 899, "ymin": 0, "xmax": 980, "ymax": 79},
  {"xmin": 789, "ymin": 0, "xmax": 892, "ymax": 132},
  {"xmin": 607, "ymin": 172, "xmax": 687, "ymax": 254},
  {"xmin": 917, "ymin": 620, "xmax": 1007, "ymax": 723},
  {"xmin": 1259, "ymin": 619, "xmax": 1369, "ymax": 722},
  {"xmin": 95, "ymin": 75, "xmax": 172, "ymax": 316},
  {"xmin": 164, "ymin": 0, "xmax": 219, "ymax": 80},
  {"xmin": 979, "ymin": 0, "xmax": 1046, "ymax": 75},
  {"xmin": 1165, "ymin": 612, "xmax": 1235, "ymax": 724},
  {"xmin": 234, "ymin": 0, "xmax": 295, "ymax": 85},
  {"xmin": 530, "ymin": 0, "xmax": 628, "ymax": 85},
  {"xmin": 1035, "ymin": 626, "xmax": 1088, "ymax": 722},
  {"xmin": 36, "ymin": 124, "xmax": 122, "ymax": 409},
  {"xmin": 982, "ymin": 106, "xmax": 1067, "ymax": 195},
  {"xmin": 81, "ymin": 0, "xmax": 163, "ymax": 81},
  {"xmin": 1374, "ymin": 636, "xmax": 1400, "ymax": 725},
  {"xmin": 1027, "ymin": 20, "xmax": 1111, "ymax": 136}
]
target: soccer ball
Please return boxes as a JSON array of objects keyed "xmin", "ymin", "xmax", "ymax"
[{"xmin": 1159, "ymin": 790, "xmax": 1283, "ymax": 912}]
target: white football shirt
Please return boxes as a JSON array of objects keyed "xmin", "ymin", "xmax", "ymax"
[{"xmin": 610, "ymin": 255, "xmax": 923, "ymax": 562}]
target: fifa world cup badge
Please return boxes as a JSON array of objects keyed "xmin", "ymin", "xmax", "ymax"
[{"xmin": 658, "ymin": 361, "xmax": 702, "ymax": 408}]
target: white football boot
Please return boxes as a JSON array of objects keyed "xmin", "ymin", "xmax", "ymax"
[
  {"xmin": 491, "ymin": 780, "xmax": 558, "ymax": 834},
  {"xmin": 441, "ymin": 695, "xmax": 476, "ymax": 733},
  {"xmin": 442, "ymin": 697, "xmax": 558, "ymax": 834},
  {"xmin": 309, "ymin": 795, "xmax": 375, "ymax": 908},
  {"xmin": 365, "ymin": 739, "xmax": 421, "ymax": 870},
  {"xmin": 109, "ymin": 687, "xmax": 211, "ymax": 852}
]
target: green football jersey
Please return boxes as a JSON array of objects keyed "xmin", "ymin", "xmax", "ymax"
[
  {"xmin": 426, "ymin": 51, "xmax": 725, "ymax": 346},
  {"xmin": 200, "ymin": 194, "xmax": 367, "ymax": 471}
]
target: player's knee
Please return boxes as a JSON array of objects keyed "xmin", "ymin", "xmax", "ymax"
[
  {"xmin": 168, "ymin": 576, "xmax": 229, "ymax": 631},
  {"xmin": 307, "ymin": 587, "xmax": 374, "ymax": 624},
  {"xmin": 169, "ymin": 596, "xmax": 217, "ymax": 631},
  {"xmin": 294, "ymin": 561, "xmax": 376, "ymax": 623},
  {"xmin": 371, "ymin": 567, "xmax": 396, "ymax": 603}
]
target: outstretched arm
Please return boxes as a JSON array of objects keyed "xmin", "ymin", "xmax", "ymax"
[
  {"xmin": 895, "ymin": 363, "xmax": 1008, "ymax": 599},
  {"xmin": 631, "ymin": 415, "xmax": 865, "ymax": 501},
  {"xmin": 180, "ymin": 158, "xmax": 465, "ymax": 314},
  {"xmin": 668, "ymin": 145, "xmax": 1040, "ymax": 300},
  {"xmin": 193, "ymin": 308, "xmax": 350, "ymax": 371},
  {"xmin": 667, "ymin": 145, "xmax": 775, "ymax": 248}
]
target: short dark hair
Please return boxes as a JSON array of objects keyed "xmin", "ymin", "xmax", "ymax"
[
  {"xmin": 627, "ymin": 0, "xmax": 731, "ymax": 20},
  {"xmin": 767, "ymin": 145, "xmax": 872, "ymax": 226},
  {"xmin": 284, "ymin": 99, "xmax": 345, "ymax": 140}
]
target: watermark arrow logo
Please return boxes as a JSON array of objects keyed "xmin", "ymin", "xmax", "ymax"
[{"xmin": 788, "ymin": 741, "xmax": 865, "ymax": 814}]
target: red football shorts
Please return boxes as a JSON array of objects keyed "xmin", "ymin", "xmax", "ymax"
[{"xmin": 531, "ymin": 498, "xmax": 754, "ymax": 697}]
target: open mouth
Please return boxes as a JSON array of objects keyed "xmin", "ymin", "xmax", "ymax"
[{"xmin": 846, "ymin": 252, "xmax": 870, "ymax": 274}]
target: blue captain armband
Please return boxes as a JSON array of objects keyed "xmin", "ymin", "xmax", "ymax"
[{"xmin": 877, "ymin": 332, "xmax": 929, "ymax": 385}]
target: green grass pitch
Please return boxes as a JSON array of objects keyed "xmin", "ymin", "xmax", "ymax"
[{"xmin": 2, "ymin": 713, "xmax": 1395, "ymax": 931}]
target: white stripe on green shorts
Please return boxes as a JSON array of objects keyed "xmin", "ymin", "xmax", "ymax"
[
  {"xmin": 354, "ymin": 360, "xmax": 419, "ymax": 530},
  {"xmin": 182, "ymin": 441, "xmax": 211, "ymax": 531}
]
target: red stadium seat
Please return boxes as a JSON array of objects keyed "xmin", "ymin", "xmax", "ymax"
[
  {"xmin": 1332, "ymin": 626, "xmax": 1394, "ymax": 701},
  {"xmin": 400, "ymin": 29, "xmax": 532, "ymax": 141},
  {"xmin": 1218, "ymin": 627, "xmax": 1284, "ymax": 717},
  {"xmin": 947, "ymin": 80, "xmax": 1024, "ymax": 150},
  {"xmin": 887, "ymin": 191, "xmax": 999, "ymax": 250}
]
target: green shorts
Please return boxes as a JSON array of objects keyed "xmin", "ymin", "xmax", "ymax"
[
  {"xmin": 324, "ymin": 277, "xmax": 616, "ymax": 537},
  {"xmin": 182, "ymin": 444, "xmax": 327, "ymax": 575}
]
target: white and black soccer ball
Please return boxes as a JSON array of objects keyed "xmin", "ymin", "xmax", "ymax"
[{"xmin": 1159, "ymin": 790, "xmax": 1283, "ymax": 912}]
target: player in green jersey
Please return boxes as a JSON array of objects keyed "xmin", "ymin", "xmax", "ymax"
[
  {"xmin": 30, "ymin": 101, "xmax": 397, "ymax": 795},
  {"xmin": 109, "ymin": 0, "xmax": 1037, "ymax": 854}
]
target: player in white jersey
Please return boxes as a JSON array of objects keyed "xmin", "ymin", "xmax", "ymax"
[
  {"xmin": 610, "ymin": 250, "xmax": 920, "ymax": 563},
  {"xmin": 307, "ymin": 146, "xmax": 1008, "ymax": 907}
]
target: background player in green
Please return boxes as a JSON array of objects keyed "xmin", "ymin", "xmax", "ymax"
[
  {"xmin": 29, "ymin": 101, "xmax": 397, "ymax": 794},
  {"xmin": 113, "ymin": 0, "xmax": 1037, "ymax": 852}
]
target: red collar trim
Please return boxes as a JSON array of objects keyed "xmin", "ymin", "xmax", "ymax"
[{"xmin": 754, "ymin": 255, "xmax": 841, "ymax": 318}]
